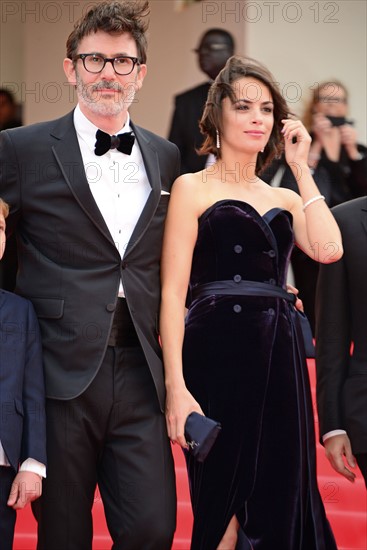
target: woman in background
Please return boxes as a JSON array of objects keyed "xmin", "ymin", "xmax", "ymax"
[{"xmin": 264, "ymin": 80, "xmax": 367, "ymax": 333}]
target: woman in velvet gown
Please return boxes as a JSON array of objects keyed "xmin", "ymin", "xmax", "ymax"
[{"xmin": 160, "ymin": 57, "xmax": 342, "ymax": 550}]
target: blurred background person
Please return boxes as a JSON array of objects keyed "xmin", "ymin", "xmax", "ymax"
[
  {"xmin": 315, "ymin": 196, "xmax": 367, "ymax": 488},
  {"xmin": 168, "ymin": 28, "xmax": 235, "ymax": 174},
  {"xmin": 0, "ymin": 88, "xmax": 22, "ymax": 290},
  {"xmin": 263, "ymin": 80, "xmax": 367, "ymax": 334}
]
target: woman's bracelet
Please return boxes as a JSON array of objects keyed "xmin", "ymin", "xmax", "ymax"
[{"xmin": 302, "ymin": 195, "xmax": 325, "ymax": 211}]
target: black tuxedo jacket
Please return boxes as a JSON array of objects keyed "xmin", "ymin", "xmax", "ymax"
[
  {"xmin": 0, "ymin": 111, "xmax": 180, "ymax": 410},
  {"xmin": 168, "ymin": 82, "xmax": 210, "ymax": 174},
  {"xmin": 0, "ymin": 290, "xmax": 46, "ymax": 471},
  {"xmin": 315, "ymin": 196, "xmax": 367, "ymax": 453}
]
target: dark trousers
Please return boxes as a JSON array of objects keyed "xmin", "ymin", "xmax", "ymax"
[
  {"xmin": 33, "ymin": 345, "xmax": 176, "ymax": 550},
  {"xmin": 356, "ymin": 453, "xmax": 367, "ymax": 488},
  {"xmin": 0, "ymin": 466, "xmax": 16, "ymax": 550}
]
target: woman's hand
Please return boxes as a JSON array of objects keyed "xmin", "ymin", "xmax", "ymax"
[
  {"xmin": 311, "ymin": 113, "xmax": 341, "ymax": 160},
  {"xmin": 312, "ymin": 112, "xmax": 333, "ymax": 139},
  {"xmin": 165, "ymin": 384, "xmax": 204, "ymax": 449},
  {"xmin": 286, "ymin": 283, "xmax": 304, "ymax": 312},
  {"xmin": 282, "ymin": 118, "xmax": 312, "ymax": 169}
]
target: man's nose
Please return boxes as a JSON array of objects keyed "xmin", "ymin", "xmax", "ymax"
[{"xmin": 100, "ymin": 60, "xmax": 117, "ymax": 78}]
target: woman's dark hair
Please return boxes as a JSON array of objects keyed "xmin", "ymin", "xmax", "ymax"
[
  {"xmin": 66, "ymin": 1, "xmax": 150, "ymax": 64},
  {"xmin": 199, "ymin": 56, "xmax": 290, "ymax": 174}
]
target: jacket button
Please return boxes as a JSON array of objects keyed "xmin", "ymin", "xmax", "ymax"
[
  {"xmin": 233, "ymin": 304, "xmax": 242, "ymax": 313},
  {"xmin": 269, "ymin": 278, "xmax": 276, "ymax": 285},
  {"xmin": 106, "ymin": 303, "xmax": 116, "ymax": 312},
  {"xmin": 268, "ymin": 250, "xmax": 276, "ymax": 258},
  {"xmin": 233, "ymin": 274, "xmax": 242, "ymax": 283},
  {"xmin": 121, "ymin": 261, "xmax": 128, "ymax": 269},
  {"xmin": 234, "ymin": 245, "xmax": 243, "ymax": 254}
]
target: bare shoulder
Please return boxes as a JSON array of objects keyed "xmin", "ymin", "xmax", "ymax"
[
  {"xmin": 172, "ymin": 171, "xmax": 205, "ymax": 191},
  {"xmin": 169, "ymin": 171, "xmax": 206, "ymax": 217},
  {"xmin": 269, "ymin": 185, "xmax": 302, "ymax": 213}
]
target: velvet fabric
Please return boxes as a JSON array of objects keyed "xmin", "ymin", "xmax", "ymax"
[{"xmin": 182, "ymin": 200, "xmax": 337, "ymax": 550}]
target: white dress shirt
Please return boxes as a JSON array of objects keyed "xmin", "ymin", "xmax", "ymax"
[
  {"xmin": 0, "ymin": 446, "xmax": 46, "ymax": 477},
  {"xmin": 74, "ymin": 105, "xmax": 151, "ymax": 296}
]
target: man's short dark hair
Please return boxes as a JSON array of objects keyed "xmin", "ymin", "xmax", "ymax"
[{"xmin": 66, "ymin": 1, "xmax": 150, "ymax": 64}]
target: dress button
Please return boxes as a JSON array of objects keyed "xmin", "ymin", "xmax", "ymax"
[
  {"xmin": 233, "ymin": 304, "xmax": 242, "ymax": 313},
  {"xmin": 269, "ymin": 278, "xmax": 276, "ymax": 285},
  {"xmin": 268, "ymin": 250, "xmax": 276, "ymax": 258},
  {"xmin": 106, "ymin": 303, "xmax": 116, "ymax": 312},
  {"xmin": 234, "ymin": 245, "xmax": 243, "ymax": 254},
  {"xmin": 233, "ymin": 274, "xmax": 242, "ymax": 283},
  {"xmin": 121, "ymin": 261, "xmax": 128, "ymax": 269}
]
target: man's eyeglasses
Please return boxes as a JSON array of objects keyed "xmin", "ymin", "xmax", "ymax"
[{"xmin": 75, "ymin": 54, "xmax": 140, "ymax": 76}]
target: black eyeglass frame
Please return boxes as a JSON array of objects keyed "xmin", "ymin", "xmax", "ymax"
[{"xmin": 75, "ymin": 53, "xmax": 140, "ymax": 75}]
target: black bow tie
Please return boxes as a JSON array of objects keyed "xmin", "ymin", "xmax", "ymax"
[{"xmin": 94, "ymin": 129, "xmax": 135, "ymax": 156}]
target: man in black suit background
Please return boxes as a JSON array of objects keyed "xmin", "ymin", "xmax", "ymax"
[
  {"xmin": 0, "ymin": 2, "xmax": 179, "ymax": 548},
  {"xmin": 315, "ymin": 196, "xmax": 367, "ymax": 488},
  {"xmin": 168, "ymin": 28, "xmax": 235, "ymax": 174}
]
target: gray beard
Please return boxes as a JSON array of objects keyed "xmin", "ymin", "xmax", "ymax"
[{"xmin": 76, "ymin": 77, "xmax": 136, "ymax": 117}]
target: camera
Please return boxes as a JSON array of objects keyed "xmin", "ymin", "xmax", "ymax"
[{"xmin": 327, "ymin": 116, "xmax": 354, "ymax": 127}]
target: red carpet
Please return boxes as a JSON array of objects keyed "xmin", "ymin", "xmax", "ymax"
[{"xmin": 14, "ymin": 359, "xmax": 366, "ymax": 550}]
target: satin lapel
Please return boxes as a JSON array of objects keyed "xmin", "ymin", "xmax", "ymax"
[
  {"xmin": 50, "ymin": 111, "xmax": 114, "ymax": 246},
  {"xmin": 123, "ymin": 123, "xmax": 161, "ymax": 258}
]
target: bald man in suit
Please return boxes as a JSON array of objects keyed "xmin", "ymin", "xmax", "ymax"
[{"xmin": 168, "ymin": 28, "xmax": 235, "ymax": 174}]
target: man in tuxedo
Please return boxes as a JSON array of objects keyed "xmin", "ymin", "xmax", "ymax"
[
  {"xmin": 0, "ymin": 2, "xmax": 179, "ymax": 548},
  {"xmin": 0, "ymin": 198, "xmax": 46, "ymax": 550},
  {"xmin": 315, "ymin": 196, "xmax": 367, "ymax": 487},
  {"xmin": 168, "ymin": 28, "xmax": 235, "ymax": 174}
]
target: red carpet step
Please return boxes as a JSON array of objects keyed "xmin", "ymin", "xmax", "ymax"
[{"xmin": 14, "ymin": 359, "xmax": 366, "ymax": 550}]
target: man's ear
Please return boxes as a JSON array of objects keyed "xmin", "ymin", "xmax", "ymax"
[
  {"xmin": 63, "ymin": 58, "xmax": 76, "ymax": 85},
  {"xmin": 135, "ymin": 64, "xmax": 147, "ymax": 91}
]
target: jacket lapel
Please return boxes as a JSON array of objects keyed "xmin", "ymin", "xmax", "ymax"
[
  {"xmin": 50, "ymin": 111, "xmax": 115, "ymax": 246},
  {"xmin": 123, "ymin": 122, "xmax": 162, "ymax": 258},
  {"xmin": 49, "ymin": 113, "xmax": 163, "ymax": 256}
]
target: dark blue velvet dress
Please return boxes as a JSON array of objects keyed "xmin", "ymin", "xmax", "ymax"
[{"xmin": 183, "ymin": 200, "xmax": 337, "ymax": 550}]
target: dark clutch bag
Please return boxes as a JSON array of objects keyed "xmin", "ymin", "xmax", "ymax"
[
  {"xmin": 184, "ymin": 412, "xmax": 221, "ymax": 462},
  {"xmin": 296, "ymin": 310, "xmax": 315, "ymax": 358}
]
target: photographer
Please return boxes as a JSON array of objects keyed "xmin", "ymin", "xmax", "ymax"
[
  {"xmin": 263, "ymin": 80, "xmax": 367, "ymax": 334},
  {"xmin": 302, "ymin": 80, "xmax": 367, "ymax": 200}
]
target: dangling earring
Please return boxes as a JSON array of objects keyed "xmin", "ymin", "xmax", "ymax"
[{"xmin": 216, "ymin": 129, "xmax": 221, "ymax": 149}]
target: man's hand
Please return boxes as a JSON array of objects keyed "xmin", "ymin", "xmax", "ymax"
[
  {"xmin": 7, "ymin": 471, "xmax": 42, "ymax": 509},
  {"xmin": 324, "ymin": 434, "xmax": 357, "ymax": 483}
]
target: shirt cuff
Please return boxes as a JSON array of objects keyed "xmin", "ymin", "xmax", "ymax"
[
  {"xmin": 19, "ymin": 458, "xmax": 46, "ymax": 478},
  {"xmin": 322, "ymin": 429, "xmax": 347, "ymax": 442}
]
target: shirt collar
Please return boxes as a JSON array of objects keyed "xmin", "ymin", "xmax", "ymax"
[{"xmin": 73, "ymin": 105, "xmax": 132, "ymax": 152}]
